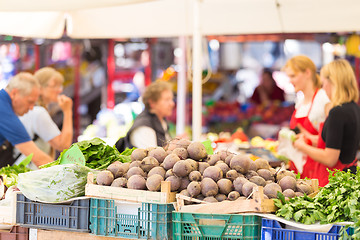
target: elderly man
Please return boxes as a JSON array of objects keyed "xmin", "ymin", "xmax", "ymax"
[{"xmin": 0, "ymin": 72, "xmax": 53, "ymax": 167}]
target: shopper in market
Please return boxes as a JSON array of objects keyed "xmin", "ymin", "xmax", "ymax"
[
  {"xmin": 0, "ymin": 72, "xmax": 53, "ymax": 167},
  {"xmin": 115, "ymin": 80, "xmax": 174, "ymax": 150},
  {"xmin": 14, "ymin": 67, "xmax": 73, "ymax": 167},
  {"xmin": 250, "ymin": 68, "xmax": 285, "ymax": 105},
  {"xmin": 283, "ymin": 55, "xmax": 330, "ymax": 178},
  {"xmin": 294, "ymin": 59, "xmax": 360, "ymax": 186}
]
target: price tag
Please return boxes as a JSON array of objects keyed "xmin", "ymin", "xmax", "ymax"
[{"xmin": 59, "ymin": 144, "xmax": 86, "ymax": 166}]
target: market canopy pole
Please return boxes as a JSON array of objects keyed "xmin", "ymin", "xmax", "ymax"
[
  {"xmin": 176, "ymin": 36, "xmax": 187, "ymax": 136},
  {"xmin": 192, "ymin": 0, "xmax": 202, "ymax": 141}
]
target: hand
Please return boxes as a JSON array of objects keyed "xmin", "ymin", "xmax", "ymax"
[
  {"xmin": 57, "ymin": 95, "xmax": 73, "ymax": 113},
  {"xmin": 294, "ymin": 134, "xmax": 306, "ymax": 150}
]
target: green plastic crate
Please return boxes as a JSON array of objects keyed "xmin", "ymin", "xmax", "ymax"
[
  {"xmin": 172, "ymin": 212, "xmax": 261, "ymax": 240},
  {"xmin": 90, "ymin": 198, "xmax": 174, "ymax": 240}
]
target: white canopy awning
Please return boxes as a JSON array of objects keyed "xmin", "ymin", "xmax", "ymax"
[{"xmin": 0, "ymin": 0, "xmax": 360, "ymax": 39}]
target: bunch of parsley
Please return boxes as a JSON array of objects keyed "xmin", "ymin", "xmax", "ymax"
[{"xmin": 274, "ymin": 168, "xmax": 360, "ymax": 239}]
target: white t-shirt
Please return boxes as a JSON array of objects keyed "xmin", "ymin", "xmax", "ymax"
[
  {"xmin": 130, "ymin": 120, "xmax": 170, "ymax": 149},
  {"xmin": 294, "ymin": 89, "xmax": 330, "ymax": 131},
  {"xmin": 14, "ymin": 106, "xmax": 61, "ymax": 167}
]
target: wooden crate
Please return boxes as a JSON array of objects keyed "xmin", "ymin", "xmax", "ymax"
[
  {"xmin": 85, "ymin": 172, "xmax": 176, "ymax": 204},
  {"xmin": 175, "ymin": 179, "xmax": 319, "ymax": 214}
]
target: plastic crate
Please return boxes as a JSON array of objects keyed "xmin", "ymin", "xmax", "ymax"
[
  {"xmin": 16, "ymin": 194, "xmax": 89, "ymax": 232},
  {"xmin": 0, "ymin": 226, "xmax": 28, "ymax": 240},
  {"xmin": 89, "ymin": 198, "xmax": 174, "ymax": 239},
  {"xmin": 261, "ymin": 219, "xmax": 355, "ymax": 240},
  {"xmin": 172, "ymin": 212, "xmax": 262, "ymax": 240}
]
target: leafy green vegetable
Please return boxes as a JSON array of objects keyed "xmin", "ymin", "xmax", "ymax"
[
  {"xmin": 40, "ymin": 138, "xmax": 135, "ymax": 170},
  {"xmin": 0, "ymin": 154, "xmax": 32, "ymax": 187}
]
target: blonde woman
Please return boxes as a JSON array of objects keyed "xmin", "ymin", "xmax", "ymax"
[
  {"xmin": 14, "ymin": 67, "xmax": 73, "ymax": 166},
  {"xmin": 283, "ymin": 55, "xmax": 330, "ymax": 178},
  {"xmin": 294, "ymin": 59, "xmax": 360, "ymax": 186}
]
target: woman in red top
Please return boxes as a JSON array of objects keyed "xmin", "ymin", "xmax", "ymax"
[
  {"xmin": 283, "ymin": 55, "xmax": 330, "ymax": 178},
  {"xmin": 294, "ymin": 59, "xmax": 360, "ymax": 186}
]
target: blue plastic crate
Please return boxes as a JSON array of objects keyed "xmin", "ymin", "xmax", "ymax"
[
  {"xmin": 16, "ymin": 194, "xmax": 90, "ymax": 232},
  {"xmin": 173, "ymin": 212, "xmax": 262, "ymax": 240},
  {"xmin": 261, "ymin": 219, "xmax": 354, "ymax": 240},
  {"xmin": 89, "ymin": 198, "xmax": 174, "ymax": 240}
]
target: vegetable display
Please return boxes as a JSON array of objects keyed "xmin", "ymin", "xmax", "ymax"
[
  {"xmin": 274, "ymin": 168, "xmax": 360, "ymax": 239},
  {"xmin": 0, "ymin": 154, "xmax": 32, "ymax": 188},
  {"xmin": 95, "ymin": 140, "xmax": 313, "ymax": 203}
]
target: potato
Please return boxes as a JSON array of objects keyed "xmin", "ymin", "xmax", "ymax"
[
  {"xmin": 187, "ymin": 142, "xmax": 207, "ymax": 160},
  {"xmin": 179, "ymin": 177, "xmax": 191, "ymax": 191},
  {"xmin": 148, "ymin": 166, "xmax": 166, "ymax": 179},
  {"xmin": 226, "ymin": 170, "xmax": 240, "ymax": 181},
  {"xmin": 146, "ymin": 174, "xmax": 164, "ymax": 191},
  {"xmin": 249, "ymin": 176, "xmax": 266, "ymax": 186},
  {"xmin": 107, "ymin": 161, "xmax": 129, "ymax": 178},
  {"xmin": 129, "ymin": 161, "xmax": 141, "ymax": 169},
  {"xmin": 224, "ymin": 154, "xmax": 234, "ymax": 166},
  {"xmin": 179, "ymin": 189, "xmax": 192, "ymax": 205},
  {"xmin": 189, "ymin": 171, "xmax": 202, "ymax": 182},
  {"xmin": 217, "ymin": 179, "xmax": 233, "ymax": 195},
  {"xmin": 276, "ymin": 170, "xmax": 296, "ymax": 182},
  {"xmin": 203, "ymin": 166, "xmax": 223, "ymax": 182},
  {"xmin": 254, "ymin": 158, "xmax": 270, "ymax": 170},
  {"xmin": 296, "ymin": 180, "xmax": 313, "ymax": 195},
  {"xmin": 215, "ymin": 162, "xmax": 230, "ymax": 175},
  {"xmin": 201, "ymin": 178, "xmax": 218, "ymax": 197},
  {"xmin": 279, "ymin": 176, "xmax": 297, "ymax": 191},
  {"xmin": 245, "ymin": 170, "xmax": 259, "ymax": 179},
  {"xmin": 215, "ymin": 194, "xmax": 227, "ymax": 202},
  {"xmin": 173, "ymin": 160, "xmax": 192, "ymax": 177},
  {"xmin": 166, "ymin": 138, "xmax": 191, "ymax": 151},
  {"xmin": 185, "ymin": 159, "xmax": 199, "ymax": 171},
  {"xmin": 165, "ymin": 176, "xmax": 182, "ymax": 191},
  {"xmin": 140, "ymin": 156, "xmax": 159, "ymax": 172},
  {"xmin": 148, "ymin": 147, "xmax": 167, "ymax": 163},
  {"xmin": 126, "ymin": 167, "xmax": 146, "ymax": 178},
  {"xmin": 172, "ymin": 147, "xmax": 188, "ymax": 160},
  {"xmin": 162, "ymin": 154, "xmax": 180, "ymax": 170},
  {"xmin": 203, "ymin": 196, "xmax": 218, "ymax": 203},
  {"xmin": 206, "ymin": 154, "xmax": 221, "ymax": 166},
  {"xmin": 233, "ymin": 177, "xmax": 249, "ymax": 195},
  {"xmin": 248, "ymin": 160, "xmax": 258, "ymax": 172},
  {"xmin": 283, "ymin": 189, "xmax": 295, "ymax": 198},
  {"xmin": 127, "ymin": 175, "xmax": 146, "ymax": 190},
  {"xmin": 263, "ymin": 182, "xmax": 282, "ymax": 199},
  {"xmin": 295, "ymin": 192, "xmax": 304, "ymax": 197},
  {"xmin": 187, "ymin": 181, "xmax": 201, "ymax": 197},
  {"xmin": 228, "ymin": 191, "xmax": 240, "ymax": 201},
  {"xmin": 198, "ymin": 162, "xmax": 210, "ymax": 174},
  {"xmin": 242, "ymin": 182, "xmax": 258, "ymax": 198},
  {"xmin": 230, "ymin": 155, "xmax": 251, "ymax": 174},
  {"xmin": 97, "ymin": 170, "xmax": 114, "ymax": 186},
  {"xmin": 111, "ymin": 177, "xmax": 127, "ymax": 187},
  {"xmin": 218, "ymin": 150, "xmax": 233, "ymax": 162},
  {"xmin": 257, "ymin": 169, "xmax": 274, "ymax": 181},
  {"xmin": 131, "ymin": 149, "xmax": 148, "ymax": 162},
  {"xmin": 165, "ymin": 169, "xmax": 174, "ymax": 178}
]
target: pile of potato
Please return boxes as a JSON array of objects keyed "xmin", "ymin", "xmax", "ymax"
[{"xmin": 95, "ymin": 139, "xmax": 313, "ymax": 203}]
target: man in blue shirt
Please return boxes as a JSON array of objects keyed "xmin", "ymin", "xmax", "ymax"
[{"xmin": 0, "ymin": 72, "xmax": 53, "ymax": 167}]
